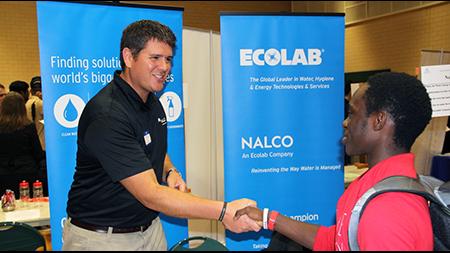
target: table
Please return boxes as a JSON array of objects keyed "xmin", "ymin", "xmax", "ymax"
[
  {"xmin": 430, "ymin": 154, "xmax": 450, "ymax": 182},
  {"xmin": 0, "ymin": 200, "xmax": 50, "ymax": 227}
]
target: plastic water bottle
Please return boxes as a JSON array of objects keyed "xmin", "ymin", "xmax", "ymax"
[
  {"xmin": 168, "ymin": 96, "xmax": 174, "ymax": 117},
  {"xmin": 19, "ymin": 180, "xmax": 30, "ymax": 207},
  {"xmin": 33, "ymin": 180, "xmax": 44, "ymax": 200}
]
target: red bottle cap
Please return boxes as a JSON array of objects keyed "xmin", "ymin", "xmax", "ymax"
[
  {"xmin": 20, "ymin": 180, "xmax": 29, "ymax": 188},
  {"xmin": 33, "ymin": 180, "xmax": 42, "ymax": 187}
]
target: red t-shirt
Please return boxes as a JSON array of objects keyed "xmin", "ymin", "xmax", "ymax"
[{"xmin": 313, "ymin": 153, "xmax": 433, "ymax": 251}]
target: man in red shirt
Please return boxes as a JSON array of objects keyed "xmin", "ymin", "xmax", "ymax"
[{"xmin": 235, "ymin": 72, "xmax": 434, "ymax": 250}]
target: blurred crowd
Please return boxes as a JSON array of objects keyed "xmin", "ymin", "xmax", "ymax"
[{"xmin": 0, "ymin": 77, "xmax": 48, "ymax": 199}]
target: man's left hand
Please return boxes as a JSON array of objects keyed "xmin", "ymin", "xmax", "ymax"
[{"xmin": 167, "ymin": 170, "xmax": 188, "ymax": 192}]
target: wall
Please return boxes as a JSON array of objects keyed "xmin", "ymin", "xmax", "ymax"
[
  {"xmin": 292, "ymin": 1, "xmax": 442, "ymax": 24},
  {"xmin": 344, "ymin": 2, "xmax": 450, "ymax": 74},
  {"xmin": 131, "ymin": 1, "xmax": 292, "ymax": 31},
  {"xmin": 0, "ymin": 1, "xmax": 39, "ymax": 89}
]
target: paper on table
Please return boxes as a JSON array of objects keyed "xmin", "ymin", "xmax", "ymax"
[{"xmin": 4, "ymin": 209, "xmax": 40, "ymax": 221}]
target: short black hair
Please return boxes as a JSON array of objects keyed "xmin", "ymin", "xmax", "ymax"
[
  {"xmin": 9, "ymin": 80, "xmax": 29, "ymax": 93},
  {"xmin": 120, "ymin": 20, "xmax": 176, "ymax": 70},
  {"xmin": 365, "ymin": 72, "xmax": 432, "ymax": 150}
]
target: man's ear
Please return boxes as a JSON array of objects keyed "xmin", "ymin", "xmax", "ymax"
[
  {"xmin": 372, "ymin": 111, "xmax": 388, "ymax": 131},
  {"xmin": 122, "ymin": 48, "xmax": 134, "ymax": 69}
]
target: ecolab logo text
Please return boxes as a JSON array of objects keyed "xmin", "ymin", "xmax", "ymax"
[{"xmin": 240, "ymin": 48, "xmax": 322, "ymax": 66}]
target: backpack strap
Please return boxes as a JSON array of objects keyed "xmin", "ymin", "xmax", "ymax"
[
  {"xmin": 31, "ymin": 101, "xmax": 36, "ymax": 121},
  {"xmin": 348, "ymin": 176, "xmax": 439, "ymax": 251}
]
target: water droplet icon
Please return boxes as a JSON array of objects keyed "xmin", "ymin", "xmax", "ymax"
[
  {"xmin": 167, "ymin": 96, "xmax": 174, "ymax": 117},
  {"xmin": 63, "ymin": 99, "xmax": 78, "ymax": 122}
]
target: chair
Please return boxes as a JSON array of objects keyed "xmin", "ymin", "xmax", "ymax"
[
  {"xmin": 170, "ymin": 236, "xmax": 228, "ymax": 251},
  {"xmin": 0, "ymin": 221, "xmax": 47, "ymax": 251},
  {"xmin": 431, "ymin": 155, "xmax": 450, "ymax": 182}
]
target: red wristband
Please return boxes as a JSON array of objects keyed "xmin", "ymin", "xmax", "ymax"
[{"xmin": 268, "ymin": 211, "xmax": 279, "ymax": 231}]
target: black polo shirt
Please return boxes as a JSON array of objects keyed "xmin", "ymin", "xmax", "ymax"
[{"xmin": 67, "ymin": 71, "xmax": 167, "ymax": 227}]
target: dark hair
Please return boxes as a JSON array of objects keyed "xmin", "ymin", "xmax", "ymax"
[
  {"xmin": 365, "ymin": 72, "xmax": 432, "ymax": 150},
  {"xmin": 120, "ymin": 20, "xmax": 176, "ymax": 70},
  {"xmin": 0, "ymin": 92, "xmax": 32, "ymax": 133},
  {"xmin": 30, "ymin": 76, "xmax": 42, "ymax": 94},
  {"xmin": 9, "ymin": 80, "xmax": 29, "ymax": 101},
  {"xmin": 9, "ymin": 80, "xmax": 29, "ymax": 92}
]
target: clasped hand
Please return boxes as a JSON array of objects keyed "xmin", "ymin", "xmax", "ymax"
[{"xmin": 221, "ymin": 198, "xmax": 262, "ymax": 233}]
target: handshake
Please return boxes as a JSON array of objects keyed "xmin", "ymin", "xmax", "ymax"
[{"xmin": 221, "ymin": 198, "xmax": 266, "ymax": 233}]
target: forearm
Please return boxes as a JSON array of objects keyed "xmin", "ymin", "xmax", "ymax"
[
  {"xmin": 274, "ymin": 214, "xmax": 320, "ymax": 249},
  {"xmin": 121, "ymin": 169, "xmax": 222, "ymax": 220},
  {"xmin": 144, "ymin": 184, "xmax": 223, "ymax": 220}
]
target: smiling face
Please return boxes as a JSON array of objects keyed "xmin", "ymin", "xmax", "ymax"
[
  {"xmin": 122, "ymin": 39, "xmax": 173, "ymax": 101},
  {"xmin": 342, "ymin": 84, "xmax": 372, "ymax": 156}
]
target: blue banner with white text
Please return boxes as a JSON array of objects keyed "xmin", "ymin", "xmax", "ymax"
[
  {"xmin": 221, "ymin": 14, "xmax": 345, "ymax": 250},
  {"xmin": 37, "ymin": 1, "xmax": 185, "ymax": 250}
]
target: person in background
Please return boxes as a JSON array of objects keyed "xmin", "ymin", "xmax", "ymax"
[
  {"xmin": 63, "ymin": 20, "xmax": 258, "ymax": 251},
  {"xmin": 0, "ymin": 92, "xmax": 46, "ymax": 199},
  {"xmin": 25, "ymin": 76, "xmax": 45, "ymax": 150},
  {"xmin": 235, "ymin": 72, "xmax": 433, "ymax": 251},
  {"xmin": 9, "ymin": 80, "xmax": 30, "ymax": 103},
  {"xmin": 442, "ymin": 117, "xmax": 450, "ymax": 154},
  {"xmin": 0, "ymin": 83, "xmax": 6, "ymax": 106}
]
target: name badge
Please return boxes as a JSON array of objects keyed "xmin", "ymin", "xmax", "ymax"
[{"xmin": 144, "ymin": 131, "xmax": 152, "ymax": 146}]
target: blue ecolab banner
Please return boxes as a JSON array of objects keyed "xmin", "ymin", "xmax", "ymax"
[
  {"xmin": 221, "ymin": 14, "xmax": 345, "ymax": 250},
  {"xmin": 36, "ymin": 2, "xmax": 185, "ymax": 250}
]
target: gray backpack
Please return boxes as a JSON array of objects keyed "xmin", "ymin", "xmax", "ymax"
[{"xmin": 348, "ymin": 175, "xmax": 450, "ymax": 251}]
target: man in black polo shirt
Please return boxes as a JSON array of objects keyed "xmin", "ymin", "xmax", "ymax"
[{"xmin": 63, "ymin": 20, "xmax": 259, "ymax": 251}]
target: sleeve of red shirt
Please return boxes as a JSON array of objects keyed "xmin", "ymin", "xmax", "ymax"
[
  {"xmin": 313, "ymin": 225, "xmax": 336, "ymax": 251},
  {"xmin": 357, "ymin": 192, "xmax": 433, "ymax": 250}
]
